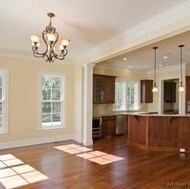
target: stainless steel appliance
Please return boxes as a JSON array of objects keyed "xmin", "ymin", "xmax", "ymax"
[
  {"xmin": 187, "ymin": 101, "xmax": 190, "ymax": 114},
  {"xmin": 92, "ymin": 116, "xmax": 102, "ymax": 138},
  {"xmin": 116, "ymin": 115, "xmax": 127, "ymax": 135}
]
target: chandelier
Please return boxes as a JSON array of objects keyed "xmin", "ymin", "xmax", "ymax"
[{"xmin": 30, "ymin": 13, "xmax": 70, "ymax": 63}]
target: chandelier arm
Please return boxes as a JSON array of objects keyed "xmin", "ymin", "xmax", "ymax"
[
  {"xmin": 32, "ymin": 46, "xmax": 45, "ymax": 58},
  {"xmin": 53, "ymin": 48, "xmax": 68, "ymax": 60}
]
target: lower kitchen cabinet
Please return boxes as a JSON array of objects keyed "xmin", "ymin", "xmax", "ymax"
[{"xmin": 101, "ymin": 116, "xmax": 116, "ymax": 137}]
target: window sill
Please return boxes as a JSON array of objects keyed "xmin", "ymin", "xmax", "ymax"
[
  {"xmin": 0, "ymin": 132, "xmax": 9, "ymax": 137},
  {"xmin": 37, "ymin": 127, "xmax": 66, "ymax": 132}
]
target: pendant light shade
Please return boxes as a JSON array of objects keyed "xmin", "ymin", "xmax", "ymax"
[
  {"xmin": 152, "ymin": 47, "xmax": 158, "ymax": 92},
  {"xmin": 178, "ymin": 45, "xmax": 185, "ymax": 92}
]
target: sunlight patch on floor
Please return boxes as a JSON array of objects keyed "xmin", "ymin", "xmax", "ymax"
[
  {"xmin": 55, "ymin": 144, "xmax": 124, "ymax": 165},
  {"xmin": 0, "ymin": 154, "xmax": 49, "ymax": 189}
]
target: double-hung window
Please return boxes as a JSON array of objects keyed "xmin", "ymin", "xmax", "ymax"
[
  {"xmin": 127, "ymin": 81, "xmax": 139, "ymax": 110},
  {"xmin": 39, "ymin": 73, "xmax": 66, "ymax": 130},
  {"xmin": 0, "ymin": 69, "xmax": 9, "ymax": 135},
  {"xmin": 114, "ymin": 80, "xmax": 139, "ymax": 111}
]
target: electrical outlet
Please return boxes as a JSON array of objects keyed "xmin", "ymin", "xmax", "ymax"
[{"xmin": 180, "ymin": 148, "xmax": 185, "ymax": 152}]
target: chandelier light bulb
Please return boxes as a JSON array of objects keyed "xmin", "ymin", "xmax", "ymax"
[
  {"xmin": 60, "ymin": 38, "xmax": 70, "ymax": 47},
  {"xmin": 46, "ymin": 33, "xmax": 57, "ymax": 42},
  {"xmin": 31, "ymin": 35, "xmax": 41, "ymax": 43},
  {"xmin": 36, "ymin": 41, "xmax": 41, "ymax": 48},
  {"xmin": 59, "ymin": 44, "xmax": 64, "ymax": 50}
]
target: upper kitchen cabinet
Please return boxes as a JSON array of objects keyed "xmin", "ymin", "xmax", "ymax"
[
  {"xmin": 164, "ymin": 82, "xmax": 176, "ymax": 103},
  {"xmin": 93, "ymin": 74, "xmax": 116, "ymax": 104},
  {"xmin": 186, "ymin": 76, "xmax": 190, "ymax": 113},
  {"xmin": 140, "ymin": 80, "xmax": 153, "ymax": 103}
]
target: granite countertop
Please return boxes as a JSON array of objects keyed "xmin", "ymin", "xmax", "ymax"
[{"xmin": 93, "ymin": 112, "xmax": 190, "ymax": 117}]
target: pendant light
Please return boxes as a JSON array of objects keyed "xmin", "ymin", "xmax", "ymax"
[
  {"xmin": 152, "ymin": 47, "xmax": 158, "ymax": 92},
  {"xmin": 178, "ymin": 45, "xmax": 185, "ymax": 92}
]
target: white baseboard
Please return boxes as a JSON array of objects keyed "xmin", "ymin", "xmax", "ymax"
[
  {"xmin": 83, "ymin": 138, "xmax": 93, "ymax": 146},
  {"xmin": 0, "ymin": 135, "xmax": 73, "ymax": 150},
  {"xmin": 72, "ymin": 135, "xmax": 83, "ymax": 144},
  {"xmin": 0, "ymin": 135, "xmax": 91, "ymax": 150}
]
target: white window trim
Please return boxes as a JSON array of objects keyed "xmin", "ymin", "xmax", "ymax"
[
  {"xmin": 127, "ymin": 80, "xmax": 140, "ymax": 111},
  {"xmin": 0, "ymin": 68, "xmax": 9, "ymax": 136},
  {"xmin": 114, "ymin": 79, "xmax": 140, "ymax": 111},
  {"xmin": 37, "ymin": 72, "xmax": 67, "ymax": 131},
  {"xmin": 113, "ymin": 80, "xmax": 127, "ymax": 111}
]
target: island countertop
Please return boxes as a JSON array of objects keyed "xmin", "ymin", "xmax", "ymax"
[{"xmin": 93, "ymin": 112, "xmax": 190, "ymax": 118}]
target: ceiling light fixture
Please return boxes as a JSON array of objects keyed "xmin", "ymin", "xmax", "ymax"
[
  {"xmin": 152, "ymin": 47, "xmax": 158, "ymax": 92},
  {"xmin": 30, "ymin": 13, "xmax": 70, "ymax": 63},
  {"xmin": 178, "ymin": 45, "xmax": 185, "ymax": 92}
]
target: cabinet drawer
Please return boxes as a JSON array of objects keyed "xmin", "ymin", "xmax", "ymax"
[{"xmin": 102, "ymin": 116, "xmax": 116, "ymax": 121}]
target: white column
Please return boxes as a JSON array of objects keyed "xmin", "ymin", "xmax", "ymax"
[{"xmin": 82, "ymin": 63, "xmax": 95, "ymax": 146}]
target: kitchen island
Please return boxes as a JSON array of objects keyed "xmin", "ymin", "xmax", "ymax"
[{"xmin": 128, "ymin": 114, "xmax": 190, "ymax": 152}]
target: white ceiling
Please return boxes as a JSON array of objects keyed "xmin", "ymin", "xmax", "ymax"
[
  {"xmin": 96, "ymin": 31, "xmax": 190, "ymax": 72},
  {"xmin": 0, "ymin": 0, "xmax": 190, "ymax": 70}
]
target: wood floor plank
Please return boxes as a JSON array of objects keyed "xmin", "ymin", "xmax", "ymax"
[{"xmin": 0, "ymin": 136, "xmax": 190, "ymax": 189}]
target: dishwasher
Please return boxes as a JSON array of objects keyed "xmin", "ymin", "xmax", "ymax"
[{"xmin": 116, "ymin": 115, "xmax": 127, "ymax": 135}]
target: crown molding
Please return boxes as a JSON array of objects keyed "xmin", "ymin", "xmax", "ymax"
[
  {"xmin": 75, "ymin": 0, "xmax": 190, "ymax": 65},
  {"xmin": 0, "ymin": 48, "xmax": 74, "ymax": 64},
  {"xmin": 96, "ymin": 63, "xmax": 188, "ymax": 75},
  {"xmin": 95, "ymin": 65, "xmax": 148, "ymax": 74}
]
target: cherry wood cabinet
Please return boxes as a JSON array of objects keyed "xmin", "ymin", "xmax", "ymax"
[
  {"xmin": 186, "ymin": 76, "xmax": 190, "ymax": 113},
  {"xmin": 93, "ymin": 74, "xmax": 116, "ymax": 104},
  {"xmin": 101, "ymin": 116, "xmax": 116, "ymax": 137},
  {"xmin": 140, "ymin": 80, "xmax": 153, "ymax": 103},
  {"xmin": 164, "ymin": 82, "xmax": 176, "ymax": 103}
]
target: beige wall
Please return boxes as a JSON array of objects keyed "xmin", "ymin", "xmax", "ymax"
[{"xmin": 0, "ymin": 56, "xmax": 75, "ymax": 146}]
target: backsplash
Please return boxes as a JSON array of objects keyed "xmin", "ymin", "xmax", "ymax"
[
  {"xmin": 93, "ymin": 103, "xmax": 148, "ymax": 115},
  {"xmin": 93, "ymin": 104, "xmax": 114, "ymax": 115}
]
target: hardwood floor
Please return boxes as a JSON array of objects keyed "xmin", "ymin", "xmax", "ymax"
[{"xmin": 0, "ymin": 135, "xmax": 190, "ymax": 189}]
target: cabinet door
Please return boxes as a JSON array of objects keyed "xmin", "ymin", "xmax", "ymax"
[
  {"xmin": 105, "ymin": 77, "xmax": 116, "ymax": 103},
  {"xmin": 93, "ymin": 76, "xmax": 105, "ymax": 103},
  {"xmin": 93, "ymin": 74, "xmax": 116, "ymax": 104},
  {"xmin": 101, "ymin": 116, "xmax": 116, "ymax": 137},
  {"xmin": 186, "ymin": 76, "xmax": 190, "ymax": 113},
  {"xmin": 140, "ymin": 80, "xmax": 153, "ymax": 103}
]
